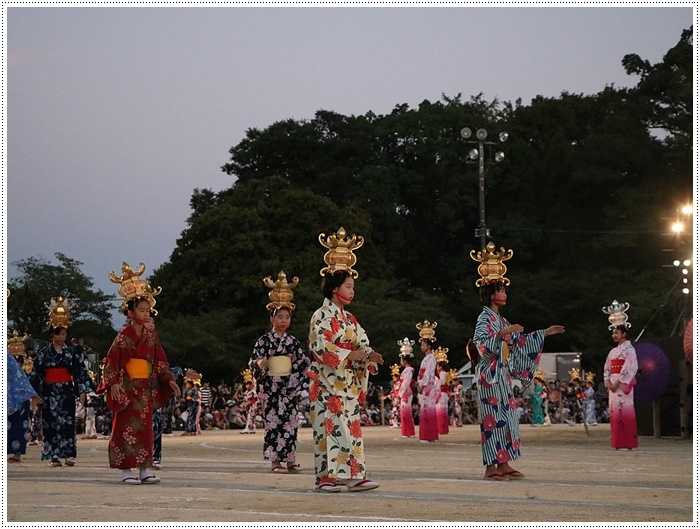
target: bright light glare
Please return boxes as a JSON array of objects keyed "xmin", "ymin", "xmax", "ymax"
[
  {"xmin": 671, "ymin": 222, "xmax": 683, "ymax": 233},
  {"xmin": 681, "ymin": 205, "xmax": 694, "ymax": 215},
  {"xmin": 683, "ymin": 288, "xmax": 690, "ymax": 294},
  {"xmin": 673, "ymin": 260, "xmax": 681, "ymax": 266},
  {"xmin": 682, "ymin": 269, "xmax": 689, "ymax": 275},
  {"xmin": 684, "ymin": 259, "xmax": 692, "ymax": 266}
]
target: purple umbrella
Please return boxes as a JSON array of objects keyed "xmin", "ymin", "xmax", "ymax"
[{"xmin": 633, "ymin": 342, "xmax": 672, "ymax": 403}]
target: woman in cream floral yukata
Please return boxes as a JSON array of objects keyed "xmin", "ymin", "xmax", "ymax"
[{"xmin": 308, "ymin": 228, "xmax": 384, "ymax": 493}]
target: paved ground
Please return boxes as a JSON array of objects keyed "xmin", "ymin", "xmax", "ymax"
[{"xmin": 5, "ymin": 423, "xmax": 694, "ymax": 523}]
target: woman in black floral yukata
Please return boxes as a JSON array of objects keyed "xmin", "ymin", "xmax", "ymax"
[{"xmin": 249, "ymin": 272, "xmax": 310, "ymax": 473}]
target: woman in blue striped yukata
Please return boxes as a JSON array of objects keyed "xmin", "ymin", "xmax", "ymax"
[{"xmin": 469, "ymin": 242, "xmax": 565, "ymax": 481}]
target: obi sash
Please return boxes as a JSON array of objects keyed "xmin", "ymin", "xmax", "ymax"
[
  {"xmin": 45, "ymin": 367, "xmax": 72, "ymax": 383},
  {"xmin": 610, "ymin": 359, "xmax": 625, "ymax": 375},
  {"xmin": 440, "ymin": 384, "xmax": 450, "ymax": 393},
  {"xmin": 125, "ymin": 358, "xmax": 151, "ymax": 379}
]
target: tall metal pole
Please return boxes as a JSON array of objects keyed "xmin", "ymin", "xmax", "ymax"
[{"xmin": 478, "ymin": 140, "xmax": 486, "ymax": 250}]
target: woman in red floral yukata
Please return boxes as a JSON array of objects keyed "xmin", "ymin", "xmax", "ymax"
[{"xmin": 97, "ymin": 262, "xmax": 180, "ymax": 485}]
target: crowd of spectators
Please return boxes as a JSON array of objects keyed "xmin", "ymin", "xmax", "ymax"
[{"xmin": 27, "ymin": 366, "xmax": 609, "ymax": 444}]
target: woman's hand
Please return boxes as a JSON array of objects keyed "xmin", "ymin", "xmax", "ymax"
[
  {"xmin": 347, "ymin": 349, "xmax": 368, "ymax": 362},
  {"xmin": 169, "ymin": 379, "xmax": 181, "ymax": 397},
  {"xmin": 368, "ymin": 350, "xmax": 384, "ymax": 365},
  {"xmin": 544, "ymin": 325, "xmax": 566, "ymax": 336},
  {"xmin": 110, "ymin": 383, "xmax": 125, "ymax": 400},
  {"xmin": 257, "ymin": 358, "xmax": 269, "ymax": 370},
  {"xmin": 499, "ymin": 324, "xmax": 524, "ymax": 337}
]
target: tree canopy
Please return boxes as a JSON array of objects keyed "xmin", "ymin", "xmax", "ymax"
[{"xmin": 7, "ymin": 253, "xmax": 116, "ymax": 353}]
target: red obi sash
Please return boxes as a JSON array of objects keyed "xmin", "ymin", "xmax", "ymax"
[
  {"xmin": 440, "ymin": 384, "xmax": 450, "ymax": 393},
  {"xmin": 610, "ymin": 359, "xmax": 625, "ymax": 375},
  {"xmin": 45, "ymin": 367, "xmax": 72, "ymax": 383}
]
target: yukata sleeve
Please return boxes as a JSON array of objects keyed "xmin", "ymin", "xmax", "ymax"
[
  {"xmin": 70, "ymin": 350, "xmax": 94, "ymax": 395},
  {"xmin": 506, "ymin": 329, "xmax": 545, "ymax": 385},
  {"xmin": 308, "ymin": 310, "xmax": 348, "ymax": 369},
  {"xmin": 249, "ymin": 335, "xmax": 268, "ymax": 376},
  {"xmin": 100, "ymin": 334, "xmax": 126, "ymax": 392},
  {"xmin": 287, "ymin": 338, "xmax": 310, "ymax": 395},
  {"xmin": 473, "ymin": 311, "xmax": 502, "ymax": 360},
  {"xmin": 618, "ymin": 345, "xmax": 638, "ymax": 394},
  {"xmin": 603, "ymin": 350, "xmax": 613, "ymax": 383},
  {"xmin": 353, "ymin": 317, "xmax": 378, "ymax": 375},
  {"xmin": 28, "ymin": 349, "xmax": 46, "ymax": 394}
]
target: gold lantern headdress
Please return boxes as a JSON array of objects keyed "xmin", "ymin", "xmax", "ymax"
[
  {"xmin": 602, "ymin": 300, "xmax": 631, "ymax": 330},
  {"xmin": 416, "ymin": 320, "xmax": 438, "ymax": 343},
  {"xmin": 184, "ymin": 369, "xmax": 202, "ymax": 385},
  {"xmin": 8, "ymin": 330, "xmax": 30, "ymax": 359},
  {"xmin": 109, "ymin": 262, "xmax": 162, "ymax": 315},
  {"xmin": 318, "ymin": 227, "xmax": 364, "ymax": 278},
  {"xmin": 263, "ymin": 271, "xmax": 299, "ymax": 312},
  {"xmin": 241, "ymin": 368, "xmax": 254, "ymax": 383},
  {"xmin": 534, "ymin": 369, "xmax": 548, "ymax": 383},
  {"xmin": 390, "ymin": 364, "xmax": 401, "ymax": 376},
  {"xmin": 470, "ymin": 241, "xmax": 513, "ymax": 287},
  {"xmin": 397, "ymin": 337, "xmax": 415, "ymax": 359},
  {"xmin": 585, "ymin": 371, "xmax": 595, "ymax": 384},
  {"xmin": 434, "ymin": 346, "xmax": 449, "ymax": 364},
  {"xmin": 569, "ymin": 368, "xmax": 581, "ymax": 381},
  {"xmin": 22, "ymin": 357, "xmax": 34, "ymax": 375},
  {"xmin": 45, "ymin": 296, "xmax": 76, "ymax": 330},
  {"xmin": 446, "ymin": 368, "xmax": 458, "ymax": 384}
]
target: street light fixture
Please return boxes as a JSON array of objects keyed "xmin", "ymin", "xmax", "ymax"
[{"xmin": 460, "ymin": 126, "xmax": 508, "ymax": 250}]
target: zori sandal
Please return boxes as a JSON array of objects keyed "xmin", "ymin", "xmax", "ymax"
[
  {"xmin": 286, "ymin": 463, "xmax": 303, "ymax": 473},
  {"xmin": 121, "ymin": 476, "xmax": 141, "ymax": 485},
  {"xmin": 346, "ymin": 479, "xmax": 379, "ymax": 492},
  {"xmin": 270, "ymin": 466, "xmax": 287, "ymax": 473},
  {"xmin": 314, "ymin": 477, "xmax": 341, "ymax": 493},
  {"xmin": 140, "ymin": 474, "xmax": 161, "ymax": 484}
]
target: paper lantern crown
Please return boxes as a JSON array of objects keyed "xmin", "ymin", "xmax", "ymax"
[
  {"xmin": 318, "ymin": 227, "xmax": 364, "ymax": 278},
  {"xmin": 184, "ymin": 369, "xmax": 202, "ymax": 385},
  {"xmin": 534, "ymin": 369, "xmax": 548, "ymax": 383},
  {"xmin": 434, "ymin": 346, "xmax": 450, "ymax": 364},
  {"xmin": 602, "ymin": 300, "xmax": 631, "ymax": 330},
  {"xmin": 263, "ymin": 271, "xmax": 299, "ymax": 311},
  {"xmin": 397, "ymin": 337, "xmax": 415, "ymax": 358},
  {"xmin": 241, "ymin": 368, "xmax": 254, "ymax": 383},
  {"xmin": 390, "ymin": 364, "xmax": 401, "ymax": 376},
  {"xmin": 45, "ymin": 296, "xmax": 76, "ymax": 329},
  {"xmin": 8, "ymin": 330, "xmax": 30, "ymax": 358},
  {"xmin": 109, "ymin": 262, "xmax": 162, "ymax": 315},
  {"xmin": 416, "ymin": 320, "xmax": 438, "ymax": 342},
  {"xmin": 470, "ymin": 242, "xmax": 513, "ymax": 287}
]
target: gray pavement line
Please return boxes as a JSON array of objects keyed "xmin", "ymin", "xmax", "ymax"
[
  {"xmin": 413, "ymin": 477, "xmax": 692, "ymax": 492},
  {"xmin": 370, "ymin": 492, "xmax": 693, "ymax": 513},
  {"xmin": 10, "ymin": 504, "xmax": 442, "ymax": 523}
]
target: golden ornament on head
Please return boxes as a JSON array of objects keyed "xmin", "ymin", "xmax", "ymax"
[
  {"xmin": 569, "ymin": 368, "xmax": 580, "ymax": 381},
  {"xmin": 602, "ymin": 300, "xmax": 631, "ymax": 330},
  {"xmin": 390, "ymin": 363, "xmax": 401, "ymax": 376},
  {"xmin": 263, "ymin": 271, "xmax": 299, "ymax": 311},
  {"xmin": 8, "ymin": 329, "xmax": 30, "ymax": 358},
  {"xmin": 241, "ymin": 368, "xmax": 254, "ymax": 383},
  {"xmin": 470, "ymin": 241, "xmax": 513, "ymax": 287},
  {"xmin": 109, "ymin": 262, "xmax": 162, "ymax": 315},
  {"xmin": 45, "ymin": 296, "xmax": 76, "ymax": 329},
  {"xmin": 585, "ymin": 371, "xmax": 595, "ymax": 383},
  {"xmin": 318, "ymin": 227, "xmax": 364, "ymax": 278},
  {"xmin": 397, "ymin": 337, "xmax": 415, "ymax": 357},
  {"xmin": 434, "ymin": 346, "xmax": 450, "ymax": 364},
  {"xmin": 184, "ymin": 369, "xmax": 202, "ymax": 385},
  {"xmin": 22, "ymin": 356, "xmax": 34, "ymax": 375},
  {"xmin": 534, "ymin": 369, "xmax": 548, "ymax": 383},
  {"xmin": 446, "ymin": 368, "xmax": 458, "ymax": 384},
  {"xmin": 416, "ymin": 320, "xmax": 438, "ymax": 342}
]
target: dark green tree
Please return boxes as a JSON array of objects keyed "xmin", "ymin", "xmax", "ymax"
[{"xmin": 7, "ymin": 253, "xmax": 116, "ymax": 353}]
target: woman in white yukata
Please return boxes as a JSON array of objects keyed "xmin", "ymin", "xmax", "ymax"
[{"xmin": 308, "ymin": 228, "xmax": 384, "ymax": 493}]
